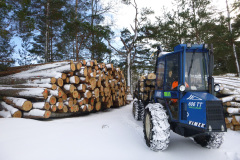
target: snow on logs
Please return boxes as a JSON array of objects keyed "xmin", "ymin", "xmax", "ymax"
[
  {"xmin": 0, "ymin": 60, "xmax": 127, "ymax": 119},
  {"xmin": 133, "ymin": 73, "xmax": 156, "ymax": 102},
  {"xmin": 215, "ymin": 76, "xmax": 240, "ymax": 131}
]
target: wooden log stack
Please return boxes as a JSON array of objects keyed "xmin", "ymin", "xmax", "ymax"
[
  {"xmin": 0, "ymin": 60, "xmax": 127, "ymax": 119},
  {"xmin": 215, "ymin": 75, "xmax": 240, "ymax": 131},
  {"xmin": 133, "ymin": 73, "xmax": 156, "ymax": 102}
]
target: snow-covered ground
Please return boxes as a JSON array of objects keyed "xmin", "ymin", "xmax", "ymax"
[{"xmin": 0, "ymin": 102, "xmax": 240, "ymax": 160}]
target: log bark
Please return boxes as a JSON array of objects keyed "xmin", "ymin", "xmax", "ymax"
[
  {"xmin": 0, "ymin": 101, "xmax": 22, "ymax": 117},
  {"xmin": 225, "ymin": 101, "xmax": 240, "ymax": 107},
  {"xmin": 23, "ymin": 109, "xmax": 51, "ymax": 119},
  {"xmin": 32, "ymin": 102, "xmax": 50, "ymax": 110},
  {"xmin": 3, "ymin": 97, "xmax": 32, "ymax": 111},
  {"xmin": 0, "ymin": 88, "xmax": 48, "ymax": 99}
]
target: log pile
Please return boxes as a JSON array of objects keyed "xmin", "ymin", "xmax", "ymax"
[
  {"xmin": 215, "ymin": 76, "xmax": 240, "ymax": 131},
  {"xmin": 0, "ymin": 60, "xmax": 127, "ymax": 119},
  {"xmin": 133, "ymin": 73, "xmax": 156, "ymax": 102}
]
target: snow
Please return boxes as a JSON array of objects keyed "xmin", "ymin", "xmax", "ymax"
[
  {"xmin": 0, "ymin": 102, "xmax": 19, "ymax": 114},
  {"xmin": 0, "ymin": 110, "xmax": 12, "ymax": 118},
  {"xmin": 69, "ymin": 76, "xmax": 76, "ymax": 84},
  {"xmin": 23, "ymin": 109, "xmax": 46, "ymax": 117},
  {"xmin": 0, "ymin": 102, "xmax": 240, "ymax": 160},
  {"xmin": 5, "ymin": 97, "xmax": 27, "ymax": 106},
  {"xmin": 32, "ymin": 102, "xmax": 45, "ymax": 109}
]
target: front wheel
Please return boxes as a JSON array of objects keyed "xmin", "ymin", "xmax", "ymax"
[
  {"xmin": 193, "ymin": 132, "xmax": 224, "ymax": 149},
  {"xmin": 143, "ymin": 103, "xmax": 170, "ymax": 151}
]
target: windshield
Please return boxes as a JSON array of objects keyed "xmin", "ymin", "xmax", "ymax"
[{"xmin": 185, "ymin": 52, "xmax": 209, "ymax": 91}]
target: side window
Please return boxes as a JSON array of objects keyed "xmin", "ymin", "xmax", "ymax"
[
  {"xmin": 156, "ymin": 59, "xmax": 165, "ymax": 90},
  {"xmin": 164, "ymin": 54, "xmax": 179, "ymax": 90}
]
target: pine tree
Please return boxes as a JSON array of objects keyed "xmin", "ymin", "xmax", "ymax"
[{"xmin": 0, "ymin": 0, "xmax": 15, "ymax": 70}]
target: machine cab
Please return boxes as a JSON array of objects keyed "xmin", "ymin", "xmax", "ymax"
[{"xmin": 154, "ymin": 44, "xmax": 226, "ymax": 136}]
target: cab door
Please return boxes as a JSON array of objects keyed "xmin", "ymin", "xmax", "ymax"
[{"xmin": 163, "ymin": 53, "xmax": 180, "ymax": 120}]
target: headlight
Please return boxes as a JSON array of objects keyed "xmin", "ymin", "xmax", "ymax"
[
  {"xmin": 203, "ymin": 44, "xmax": 208, "ymax": 49},
  {"xmin": 179, "ymin": 85, "xmax": 186, "ymax": 92},
  {"xmin": 187, "ymin": 43, "xmax": 192, "ymax": 48},
  {"xmin": 214, "ymin": 84, "xmax": 220, "ymax": 92}
]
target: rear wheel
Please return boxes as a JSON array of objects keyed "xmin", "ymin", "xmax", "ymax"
[
  {"xmin": 193, "ymin": 132, "xmax": 224, "ymax": 149},
  {"xmin": 132, "ymin": 100, "xmax": 144, "ymax": 121},
  {"xmin": 143, "ymin": 103, "xmax": 170, "ymax": 151}
]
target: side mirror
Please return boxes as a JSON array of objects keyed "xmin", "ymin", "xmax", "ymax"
[{"xmin": 157, "ymin": 45, "xmax": 163, "ymax": 53}]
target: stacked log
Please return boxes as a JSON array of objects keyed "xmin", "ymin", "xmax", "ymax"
[
  {"xmin": 0, "ymin": 60, "xmax": 127, "ymax": 119},
  {"xmin": 133, "ymin": 73, "xmax": 156, "ymax": 102},
  {"xmin": 215, "ymin": 76, "xmax": 240, "ymax": 131}
]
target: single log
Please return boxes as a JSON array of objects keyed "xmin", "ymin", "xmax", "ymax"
[
  {"xmin": 46, "ymin": 96, "xmax": 57, "ymax": 105},
  {"xmin": 69, "ymin": 76, "xmax": 80, "ymax": 84},
  {"xmin": 0, "ymin": 87, "xmax": 48, "ymax": 99},
  {"xmin": 56, "ymin": 102, "xmax": 64, "ymax": 110},
  {"xmin": 225, "ymin": 101, "xmax": 240, "ymax": 107},
  {"xmin": 76, "ymin": 84, "xmax": 86, "ymax": 93},
  {"xmin": 220, "ymin": 95, "xmax": 240, "ymax": 103},
  {"xmin": 62, "ymin": 93, "xmax": 68, "ymax": 101},
  {"xmin": 89, "ymin": 98, "xmax": 95, "ymax": 106},
  {"xmin": 227, "ymin": 107, "xmax": 240, "ymax": 114},
  {"xmin": 23, "ymin": 109, "xmax": 51, "ymax": 119},
  {"xmin": 3, "ymin": 97, "xmax": 32, "ymax": 111},
  {"xmin": 50, "ymin": 105, "xmax": 57, "ymax": 112},
  {"xmin": 0, "ymin": 83, "xmax": 55, "ymax": 90},
  {"xmin": 0, "ymin": 101, "xmax": 22, "ymax": 117},
  {"xmin": 32, "ymin": 102, "xmax": 50, "ymax": 110},
  {"xmin": 57, "ymin": 78, "xmax": 64, "ymax": 87},
  {"xmin": 65, "ymin": 77, "xmax": 70, "ymax": 84},
  {"xmin": 94, "ymin": 102, "xmax": 101, "ymax": 111},
  {"xmin": 76, "ymin": 62, "xmax": 82, "ymax": 70},
  {"xmin": 92, "ymin": 88, "xmax": 99, "ymax": 98},
  {"xmin": 63, "ymin": 84, "xmax": 76, "ymax": 93},
  {"xmin": 147, "ymin": 73, "xmax": 156, "ymax": 79}
]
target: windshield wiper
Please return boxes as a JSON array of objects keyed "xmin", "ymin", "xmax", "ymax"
[{"xmin": 188, "ymin": 50, "xmax": 196, "ymax": 77}]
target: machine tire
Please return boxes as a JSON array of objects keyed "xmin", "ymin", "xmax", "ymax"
[
  {"xmin": 132, "ymin": 100, "xmax": 144, "ymax": 121},
  {"xmin": 143, "ymin": 103, "xmax": 170, "ymax": 151},
  {"xmin": 193, "ymin": 132, "xmax": 224, "ymax": 149}
]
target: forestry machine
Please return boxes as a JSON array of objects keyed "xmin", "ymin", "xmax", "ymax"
[{"xmin": 132, "ymin": 44, "xmax": 226, "ymax": 151}]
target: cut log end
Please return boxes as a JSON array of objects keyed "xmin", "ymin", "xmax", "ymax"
[
  {"xmin": 70, "ymin": 63, "xmax": 76, "ymax": 71},
  {"xmin": 12, "ymin": 110, "xmax": 22, "ymax": 118},
  {"xmin": 57, "ymin": 78, "xmax": 64, "ymax": 87},
  {"xmin": 44, "ymin": 111, "xmax": 51, "ymax": 118},
  {"xmin": 22, "ymin": 101, "xmax": 33, "ymax": 111}
]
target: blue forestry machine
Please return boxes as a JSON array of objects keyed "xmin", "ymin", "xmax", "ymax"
[{"xmin": 132, "ymin": 44, "xmax": 226, "ymax": 151}]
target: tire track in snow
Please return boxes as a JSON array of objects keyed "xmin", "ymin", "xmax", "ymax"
[{"xmin": 119, "ymin": 103, "xmax": 144, "ymax": 139}]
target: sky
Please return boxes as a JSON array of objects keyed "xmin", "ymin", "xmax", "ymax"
[{"xmin": 103, "ymin": 0, "xmax": 237, "ymax": 48}]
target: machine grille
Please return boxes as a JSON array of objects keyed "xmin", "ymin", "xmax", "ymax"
[{"xmin": 206, "ymin": 101, "xmax": 225, "ymax": 131}]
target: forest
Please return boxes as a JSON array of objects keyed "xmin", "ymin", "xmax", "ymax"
[{"xmin": 0, "ymin": 0, "xmax": 240, "ymax": 84}]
